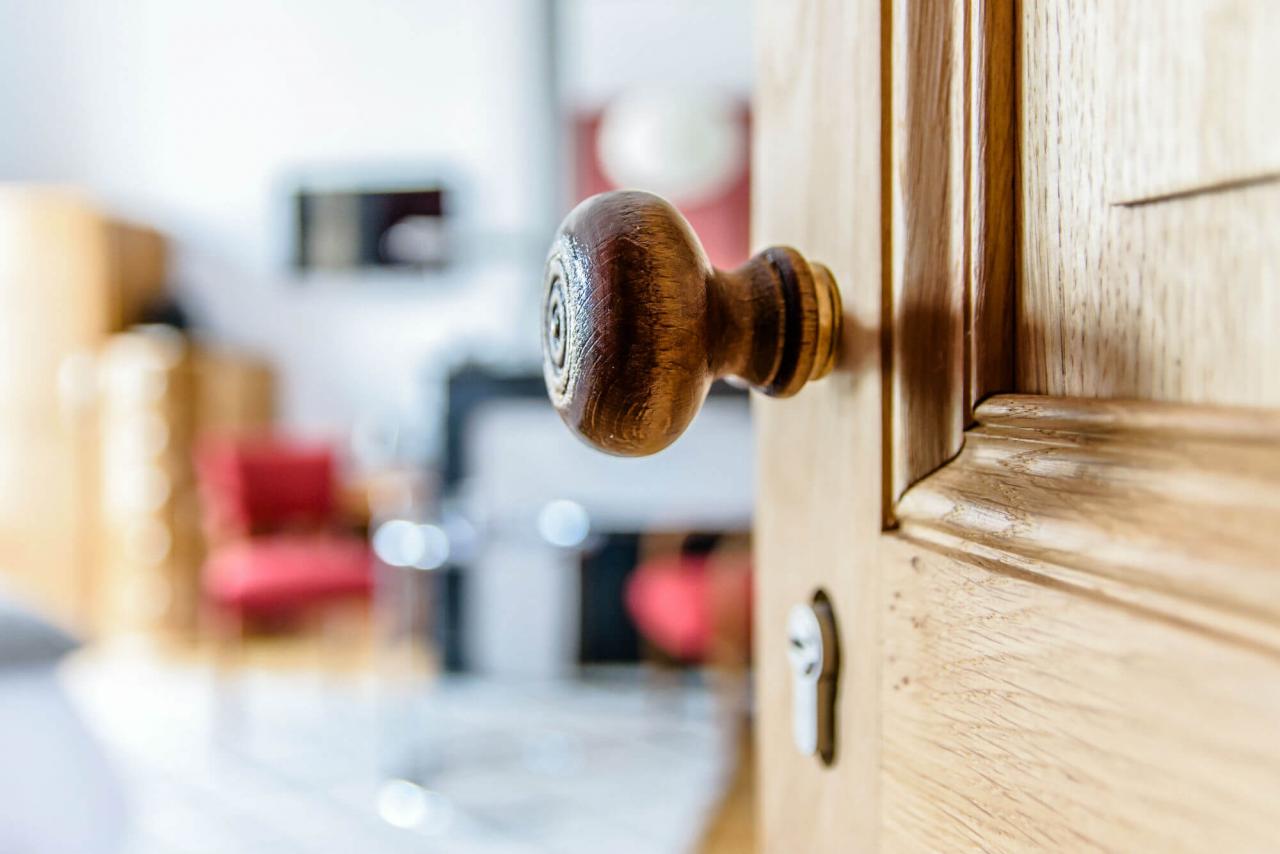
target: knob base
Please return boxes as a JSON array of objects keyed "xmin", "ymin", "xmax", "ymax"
[
  {"xmin": 810, "ymin": 262, "xmax": 842, "ymax": 383},
  {"xmin": 716, "ymin": 248, "xmax": 843, "ymax": 399}
]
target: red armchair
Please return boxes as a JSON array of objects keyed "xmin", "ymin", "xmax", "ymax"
[{"xmin": 195, "ymin": 438, "xmax": 372, "ymax": 643}]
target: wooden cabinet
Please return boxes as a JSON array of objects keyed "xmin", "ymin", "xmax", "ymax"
[
  {"xmin": 0, "ymin": 188, "xmax": 164, "ymax": 630},
  {"xmin": 754, "ymin": 1, "xmax": 1280, "ymax": 850}
]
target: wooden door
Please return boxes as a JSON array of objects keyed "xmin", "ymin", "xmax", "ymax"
[{"xmin": 753, "ymin": 1, "xmax": 1280, "ymax": 850}]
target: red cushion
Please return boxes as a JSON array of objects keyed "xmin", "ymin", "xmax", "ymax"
[
  {"xmin": 195, "ymin": 438, "xmax": 336, "ymax": 534},
  {"xmin": 204, "ymin": 534, "xmax": 372, "ymax": 613},
  {"xmin": 625, "ymin": 555, "xmax": 753, "ymax": 661}
]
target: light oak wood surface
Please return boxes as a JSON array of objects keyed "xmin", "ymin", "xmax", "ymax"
[
  {"xmin": 885, "ymin": 0, "xmax": 1017, "ymax": 505},
  {"xmin": 753, "ymin": 1, "xmax": 1280, "ymax": 851},
  {"xmin": 880, "ymin": 535, "xmax": 1280, "ymax": 852},
  {"xmin": 1019, "ymin": 0, "xmax": 1280, "ymax": 406},
  {"xmin": 753, "ymin": 0, "xmax": 884, "ymax": 850},
  {"xmin": 964, "ymin": 0, "xmax": 1015, "ymax": 415},
  {"xmin": 898, "ymin": 395, "xmax": 1280, "ymax": 653},
  {"xmin": 885, "ymin": 396, "xmax": 1280, "ymax": 849},
  {"xmin": 886, "ymin": 0, "xmax": 966, "ymax": 501}
]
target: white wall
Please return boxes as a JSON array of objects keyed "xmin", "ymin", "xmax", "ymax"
[
  {"xmin": 561, "ymin": 0, "xmax": 753, "ymax": 107},
  {"xmin": 0, "ymin": 0, "xmax": 553, "ymax": 448},
  {"xmin": 0, "ymin": 0, "xmax": 751, "ymax": 453}
]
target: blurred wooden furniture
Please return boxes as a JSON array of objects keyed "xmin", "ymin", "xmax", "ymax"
[
  {"xmin": 97, "ymin": 329, "xmax": 199, "ymax": 637},
  {"xmin": 97, "ymin": 330, "xmax": 275, "ymax": 637},
  {"xmin": 97, "ymin": 331, "xmax": 275, "ymax": 638},
  {"xmin": 191, "ymin": 346, "xmax": 276, "ymax": 438},
  {"xmin": 0, "ymin": 187, "xmax": 164, "ymax": 630},
  {"xmin": 749, "ymin": 1, "xmax": 1280, "ymax": 851}
]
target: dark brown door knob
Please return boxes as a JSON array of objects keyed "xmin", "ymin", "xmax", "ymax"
[{"xmin": 541, "ymin": 190, "xmax": 842, "ymax": 456}]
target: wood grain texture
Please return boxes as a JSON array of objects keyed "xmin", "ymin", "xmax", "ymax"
[
  {"xmin": 1019, "ymin": 0, "xmax": 1280, "ymax": 406},
  {"xmin": 880, "ymin": 536, "xmax": 1280, "ymax": 852},
  {"xmin": 886, "ymin": 0, "xmax": 966, "ymax": 501},
  {"xmin": 964, "ymin": 0, "xmax": 1015, "ymax": 413},
  {"xmin": 542, "ymin": 190, "xmax": 840, "ymax": 456},
  {"xmin": 886, "ymin": 0, "xmax": 1016, "ymax": 505},
  {"xmin": 885, "ymin": 393, "xmax": 1280, "ymax": 850},
  {"xmin": 753, "ymin": 0, "xmax": 883, "ymax": 850},
  {"xmin": 898, "ymin": 394, "xmax": 1280, "ymax": 650}
]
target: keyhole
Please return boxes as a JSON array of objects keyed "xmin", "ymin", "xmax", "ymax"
[
  {"xmin": 787, "ymin": 614, "xmax": 823, "ymax": 680},
  {"xmin": 787, "ymin": 593, "xmax": 838, "ymax": 765},
  {"xmin": 788, "ymin": 637, "xmax": 819, "ymax": 676}
]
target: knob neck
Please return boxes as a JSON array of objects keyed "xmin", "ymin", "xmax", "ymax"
[{"xmin": 709, "ymin": 248, "xmax": 841, "ymax": 397}]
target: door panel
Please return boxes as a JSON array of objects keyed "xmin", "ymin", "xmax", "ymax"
[
  {"xmin": 755, "ymin": 1, "xmax": 1280, "ymax": 851},
  {"xmin": 885, "ymin": 392, "xmax": 1280, "ymax": 849},
  {"xmin": 881, "ymin": 537, "xmax": 1280, "ymax": 852},
  {"xmin": 1020, "ymin": 1, "xmax": 1280, "ymax": 405}
]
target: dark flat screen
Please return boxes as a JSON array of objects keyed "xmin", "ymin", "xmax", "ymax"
[{"xmin": 295, "ymin": 187, "xmax": 448, "ymax": 271}]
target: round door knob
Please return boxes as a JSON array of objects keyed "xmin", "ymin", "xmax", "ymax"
[{"xmin": 541, "ymin": 190, "xmax": 842, "ymax": 456}]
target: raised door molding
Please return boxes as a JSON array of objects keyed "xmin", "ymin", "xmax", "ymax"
[
  {"xmin": 883, "ymin": 394, "xmax": 1280, "ymax": 849},
  {"xmin": 885, "ymin": 0, "xmax": 1016, "ymax": 512},
  {"xmin": 896, "ymin": 394, "xmax": 1280, "ymax": 650}
]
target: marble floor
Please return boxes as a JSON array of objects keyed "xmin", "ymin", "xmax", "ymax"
[{"xmin": 62, "ymin": 644, "xmax": 734, "ymax": 854}]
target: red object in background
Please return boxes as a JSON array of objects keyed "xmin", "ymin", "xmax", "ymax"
[
  {"xmin": 573, "ymin": 109, "xmax": 751, "ymax": 270},
  {"xmin": 624, "ymin": 553, "xmax": 752, "ymax": 663},
  {"xmin": 195, "ymin": 439, "xmax": 371, "ymax": 617}
]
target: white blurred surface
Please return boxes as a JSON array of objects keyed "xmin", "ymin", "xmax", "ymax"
[
  {"xmin": 61, "ymin": 644, "xmax": 729, "ymax": 854},
  {"xmin": 0, "ymin": 0, "xmax": 753, "ymax": 442},
  {"xmin": 0, "ymin": 669, "xmax": 127, "ymax": 854},
  {"xmin": 466, "ymin": 396, "xmax": 753, "ymax": 533}
]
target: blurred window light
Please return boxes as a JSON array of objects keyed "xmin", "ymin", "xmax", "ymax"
[
  {"xmin": 372, "ymin": 519, "xmax": 425, "ymax": 567},
  {"xmin": 375, "ymin": 779, "xmax": 453, "ymax": 835},
  {"xmin": 536, "ymin": 499, "xmax": 590, "ymax": 548},
  {"xmin": 412, "ymin": 524, "xmax": 450, "ymax": 571},
  {"xmin": 373, "ymin": 519, "xmax": 450, "ymax": 570}
]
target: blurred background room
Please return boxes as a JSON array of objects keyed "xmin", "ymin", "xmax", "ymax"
[{"xmin": 0, "ymin": 1, "xmax": 760, "ymax": 852}]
